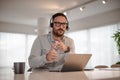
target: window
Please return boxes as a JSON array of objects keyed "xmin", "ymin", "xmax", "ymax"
[
  {"xmin": 0, "ymin": 32, "xmax": 36, "ymax": 68},
  {"xmin": 67, "ymin": 23, "xmax": 120, "ymax": 68}
]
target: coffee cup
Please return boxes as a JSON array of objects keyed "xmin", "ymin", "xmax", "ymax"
[{"xmin": 14, "ymin": 62, "xmax": 25, "ymax": 74}]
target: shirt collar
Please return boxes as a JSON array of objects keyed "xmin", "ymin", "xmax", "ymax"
[{"xmin": 48, "ymin": 31, "xmax": 65, "ymax": 43}]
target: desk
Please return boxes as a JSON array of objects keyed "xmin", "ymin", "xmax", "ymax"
[{"xmin": 0, "ymin": 68, "xmax": 120, "ymax": 80}]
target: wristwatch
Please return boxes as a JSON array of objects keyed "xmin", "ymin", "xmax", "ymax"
[{"xmin": 64, "ymin": 46, "xmax": 70, "ymax": 53}]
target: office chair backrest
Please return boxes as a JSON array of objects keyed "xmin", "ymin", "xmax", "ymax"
[{"xmin": 95, "ymin": 65, "xmax": 108, "ymax": 68}]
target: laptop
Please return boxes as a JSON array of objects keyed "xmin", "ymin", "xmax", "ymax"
[{"xmin": 50, "ymin": 54, "xmax": 92, "ymax": 72}]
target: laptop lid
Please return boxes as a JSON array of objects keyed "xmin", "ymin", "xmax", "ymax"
[{"xmin": 61, "ymin": 54, "xmax": 92, "ymax": 72}]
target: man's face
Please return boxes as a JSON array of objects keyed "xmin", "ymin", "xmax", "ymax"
[{"xmin": 52, "ymin": 16, "xmax": 67, "ymax": 37}]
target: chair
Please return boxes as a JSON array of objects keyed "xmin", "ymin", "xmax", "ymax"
[
  {"xmin": 94, "ymin": 65, "xmax": 108, "ymax": 68},
  {"xmin": 111, "ymin": 64, "xmax": 120, "ymax": 68}
]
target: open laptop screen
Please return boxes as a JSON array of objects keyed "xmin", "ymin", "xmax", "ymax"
[{"xmin": 61, "ymin": 54, "xmax": 92, "ymax": 72}]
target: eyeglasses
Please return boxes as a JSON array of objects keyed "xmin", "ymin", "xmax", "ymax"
[{"xmin": 53, "ymin": 22, "xmax": 67, "ymax": 27}]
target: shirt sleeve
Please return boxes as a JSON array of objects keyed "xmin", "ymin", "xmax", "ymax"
[
  {"xmin": 64, "ymin": 36, "xmax": 75, "ymax": 53},
  {"xmin": 28, "ymin": 36, "xmax": 48, "ymax": 68},
  {"xmin": 69, "ymin": 39, "xmax": 75, "ymax": 53}
]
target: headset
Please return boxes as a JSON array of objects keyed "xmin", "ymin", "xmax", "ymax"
[{"xmin": 50, "ymin": 13, "xmax": 69, "ymax": 30}]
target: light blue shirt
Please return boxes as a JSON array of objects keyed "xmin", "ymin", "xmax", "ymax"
[{"xmin": 29, "ymin": 32, "xmax": 75, "ymax": 71}]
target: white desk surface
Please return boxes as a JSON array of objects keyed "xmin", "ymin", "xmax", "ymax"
[{"xmin": 0, "ymin": 68, "xmax": 120, "ymax": 80}]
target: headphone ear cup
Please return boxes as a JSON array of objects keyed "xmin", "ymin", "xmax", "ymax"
[
  {"xmin": 66, "ymin": 26, "xmax": 69, "ymax": 30},
  {"xmin": 66, "ymin": 23, "xmax": 69, "ymax": 30},
  {"xmin": 50, "ymin": 23, "xmax": 53, "ymax": 28},
  {"xmin": 67, "ymin": 26, "xmax": 68, "ymax": 29}
]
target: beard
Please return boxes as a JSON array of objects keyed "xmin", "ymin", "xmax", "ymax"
[{"xmin": 53, "ymin": 29, "xmax": 65, "ymax": 37}]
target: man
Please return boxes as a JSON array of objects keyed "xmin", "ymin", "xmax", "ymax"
[{"xmin": 28, "ymin": 13, "xmax": 75, "ymax": 71}]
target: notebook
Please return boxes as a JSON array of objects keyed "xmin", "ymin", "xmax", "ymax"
[{"xmin": 50, "ymin": 54, "xmax": 92, "ymax": 72}]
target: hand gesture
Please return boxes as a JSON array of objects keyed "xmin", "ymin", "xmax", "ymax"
[
  {"xmin": 54, "ymin": 39, "xmax": 68, "ymax": 52},
  {"xmin": 46, "ymin": 45, "xmax": 58, "ymax": 62}
]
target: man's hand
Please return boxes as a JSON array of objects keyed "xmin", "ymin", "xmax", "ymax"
[
  {"xmin": 55, "ymin": 39, "xmax": 68, "ymax": 52},
  {"xmin": 46, "ymin": 46, "xmax": 58, "ymax": 62}
]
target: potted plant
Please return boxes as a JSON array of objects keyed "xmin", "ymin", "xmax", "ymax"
[{"xmin": 112, "ymin": 30, "xmax": 120, "ymax": 64}]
